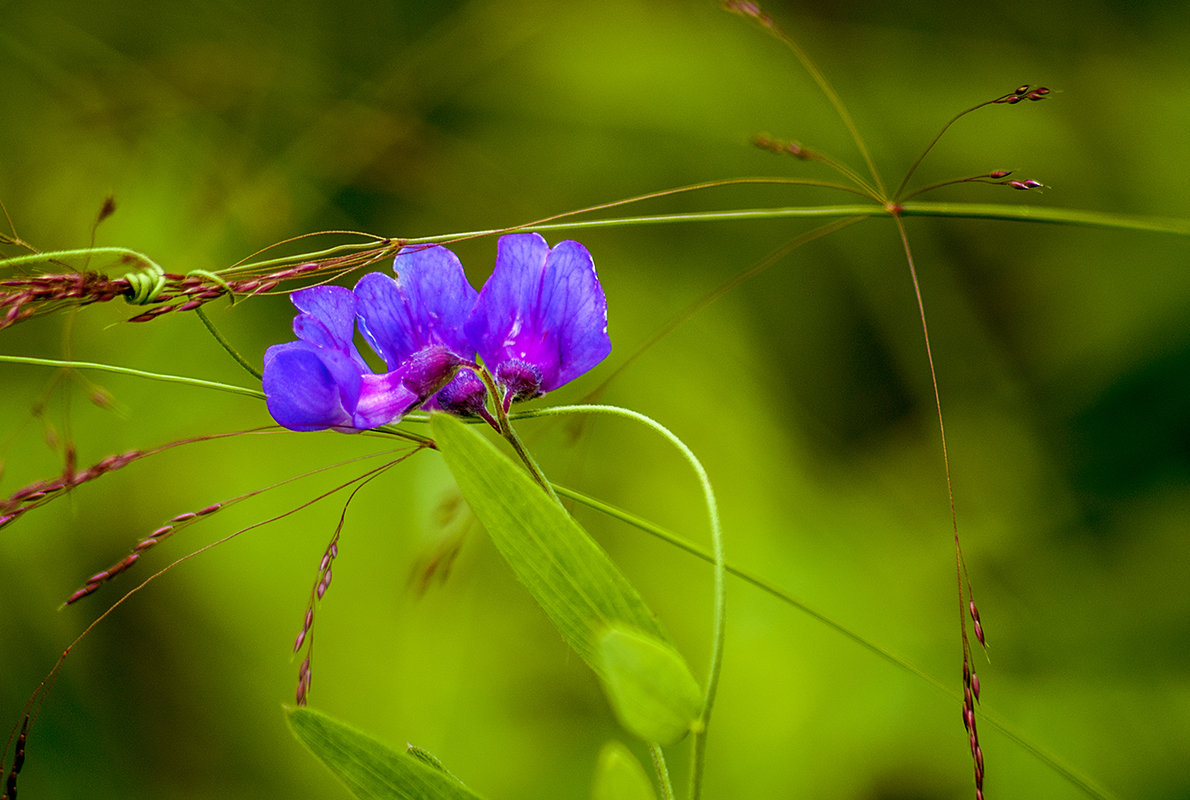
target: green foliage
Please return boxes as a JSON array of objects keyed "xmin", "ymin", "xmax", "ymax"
[
  {"xmin": 431, "ymin": 413, "xmax": 702, "ymax": 746},
  {"xmin": 592, "ymin": 741, "xmax": 657, "ymax": 800},
  {"xmin": 3, "ymin": 1, "xmax": 1189, "ymax": 799},
  {"xmin": 287, "ymin": 706, "xmax": 485, "ymax": 800},
  {"xmin": 596, "ymin": 626, "xmax": 703, "ymax": 746}
]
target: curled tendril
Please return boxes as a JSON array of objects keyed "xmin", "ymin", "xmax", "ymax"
[{"xmin": 122, "ymin": 265, "xmax": 167, "ymax": 305}]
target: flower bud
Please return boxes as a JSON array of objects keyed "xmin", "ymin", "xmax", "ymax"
[
  {"xmin": 496, "ymin": 359, "xmax": 545, "ymax": 403},
  {"xmin": 400, "ymin": 346, "xmax": 465, "ymax": 399},
  {"xmin": 434, "ymin": 369, "xmax": 489, "ymax": 416}
]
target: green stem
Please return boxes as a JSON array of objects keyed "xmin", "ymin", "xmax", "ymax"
[
  {"xmin": 403, "ymin": 203, "xmax": 885, "ymax": 242},
  {"xmin": 0, "ymin": 354, "xmax": 264, "ymax": 399},
  {"xmin": 0, "ymin": 247, "xmax": 164, "ymax": 271},
  {"xmin": 400, "ymin": 201, "xmax": 1190, "ymax": 242},
  {"xmin": 897, "ymin": 201, "xmax": 1190, "ymax": 235},
  {"xmin": 513, "ymin": 404, "xmax": 724, "ymax": 800},
  {"xmin": 650, "ymin": 743, "xmax": 675, "ymax": 800},
  {"xmin": 476, "ymin": 366, "xmax": 561, "ymax": 504},
  {"xmin": 195, "ymin": 307, "xmax": 262, "ymax": 380},
  {"xmin": 760, "ymin": 17, "xmax": 887, "ymax": 197}
]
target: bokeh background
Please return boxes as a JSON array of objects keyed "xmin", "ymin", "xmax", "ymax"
[{"xmin": 2, "ymin": 0, "xmax": 1188, "ymax": 798}]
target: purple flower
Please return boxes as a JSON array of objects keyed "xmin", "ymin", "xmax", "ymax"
[
  {"xmin": 465, "ymin": 232, "xmax": 610, "ymax": 404},
  {"xmin": 263, "ymin": 233, "xmax": 611, "ymax": 431},
  {"xmin": 263, "ymin": 244, "xmax": 478, "ymax": 432},
  {"xmin": 263, "ymin": 286, "xmax": 419, "ymax": 432},
  {"xmin": 355, "ymin": 243, "xmax": 483, "ymax": 414}
]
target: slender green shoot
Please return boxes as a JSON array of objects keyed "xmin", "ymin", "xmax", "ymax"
[
  {"xmin": 512, "ymin": 404, "xmax": 723, "ymax": 800},
  {"xmin": 0, "ymin": 354, "xmax": 264, "ymax": 399},
  {"xmin": 194, "ymin": 307, "xmax": 262, "ymax": 381},
  {"xmin": 650, "ymin": 743, "xmax": 675, "ymax": 800},
  {"xmin": 0, "ymin": 247, "xmax": 164, "ymax": 273}
]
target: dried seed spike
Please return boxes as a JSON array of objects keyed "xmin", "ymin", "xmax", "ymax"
[
  {"xmin": 171, "ymin": 512, "xmax": 197, "ymax": 523},
  {"xmin": 1015, "ymin": 84, "xmax": 1030, "ymax": 94},
  {"xmin": 116, "ymin": 553, "xmax": 139, "ymax": 572},
  {"xmin": 293, "ymin": 627, "xmax": 308, "ymax": 653},
  {"xmin": 65, "ymin": 583, "xmax": 101, "ymax": 605},
  {"xmin": 974, "ymin": 620, "xmax": 986, "ymax": 646},
  {"xmin": 11, "ymin": 716, "xmax": 26, "ymax": 768},
  {"xmin": 134, "ymin": 538, "xmax": 159, "ymax": 552},
  {"xmin": 971, "ymin": 671, "xmax": 981, "ymax": 701},
  {"xmin": 316, "ymin": 569, "xmax": 332, "ymax": 599},
  {"xmin": 296, "ymin": 657, "xmax": 312, "ymax": 705},
  {"xmin": 722, "ymin": 0, "xmax": 774, "ymax": 27},
  {"xmin": 112, "ymin": 450, "xmax": 144, "ymax": 469},
  {"xmin": 11, "ymin": 482, "xmax": 49, "ymax": 502},
  {"xmin": 988, "ymin": 169, "xmax": 1011, "ymax": 179},
  {"xmin": 197, "ymin": 504, "xmax": 221, "ymax": 516}
]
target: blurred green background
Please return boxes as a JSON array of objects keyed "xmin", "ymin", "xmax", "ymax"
[{"xmin": 2, "ymin": 0, "xmax": 1188, "ymax": 798}]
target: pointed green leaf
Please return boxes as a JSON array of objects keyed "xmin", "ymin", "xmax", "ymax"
[
  {"xmin": 597, "ymin": 625, "xmax": 704, "ymax": 746},
  {"xmin": 592, "ymin": 741, "xmax": 657, "ymax": 800},
  {"xmin": 430, "ymin": 413, "xmax": 668, "ymax": 674},
  {"xmin": 286, "ymin": 706, "xmax": 485, "ymax": 800}
]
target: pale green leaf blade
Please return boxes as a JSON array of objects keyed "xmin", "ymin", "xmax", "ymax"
[
  {"xmin": 592, "ymin": 741, "xmax": 657, "ymax": 800},
  {"xmin": 430, "ymin": 413, "xmax": 667, "ymax": 673},
  {"xmin": 597, "ymin": 625, "xmax": 704, "ymax": 746},
  {"xmin": 286, "ymin": 706, "xmax": 486, "ymax": 800}
]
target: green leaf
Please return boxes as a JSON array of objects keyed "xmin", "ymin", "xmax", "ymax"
[
  {"xmin": 430, "ymin": 413, "xmax": 668, "ymax": 674},
  {"xmin": 431, "ymin": 414, "xmax": 705, "ymax": 745},
  {"xmin": 592, "ymin": 741, "xmax": 657, "ymax": 800},
  {"xmin": 597, "ymin": 626, "xmax": 704, "ymax": 746},
  {"xmin": 286, "ymin": 706, "xmax": 485, "ymax": 800}
]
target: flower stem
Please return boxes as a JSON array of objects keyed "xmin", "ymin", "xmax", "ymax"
[
  {"xmin": 475, "ymin": 365, "xmax": 561, "ymax": 504},
  {"xmin": 513, "ymin": 403, "xmax": 724, "ymax": 800}
]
